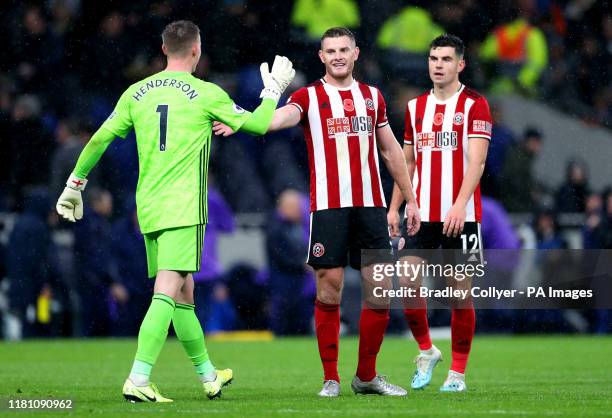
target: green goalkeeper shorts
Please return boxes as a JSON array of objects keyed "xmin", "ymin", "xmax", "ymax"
[{"xmin": 143, "ymin": 224, "xmax": 206, "ymax": 278}]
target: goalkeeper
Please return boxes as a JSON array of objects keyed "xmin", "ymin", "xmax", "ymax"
[{"xmin": 55, "ymin": 20, "xmax": 295, "ymax": 402}]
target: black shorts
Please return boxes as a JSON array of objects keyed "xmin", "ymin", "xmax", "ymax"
[
  {"xmin": 307, "ymin": 207, "xmax": 392, "ymax": 270},
  {"xmin": 399, "ymin": 221, "xmax": 484, "ymax": 263}
]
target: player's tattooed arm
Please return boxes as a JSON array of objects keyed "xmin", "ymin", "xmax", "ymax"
[
  {"xmin": 377, "ymin": 124, "xmax": 420, "ymax": 236},
  {"xmin": 443, "ymin": 137, "xmax": 489, "ymax": 237}
]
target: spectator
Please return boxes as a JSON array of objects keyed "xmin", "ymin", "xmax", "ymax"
[
  {"xmin": 10, "ymin": 5, "xmax": 61, "ymax": 95},
  {"xmin": 205, "ymin": 282, "xmax": 238, "ymax": 333},
  {"xmin": 49, "ymin": 118, "xmax": 100, "ymax": 195},
  {"xmin": 377, "ymin": 6, "xmax": 444, "ymax": 55},
  {"xmin": 0, "ymin": 76, "xmax": 15, "ymax": 207},
  {"xmin": 432, "ymin": 1, "xmax": 492, "ymax": 45},
  {"xmin": 266, "ymin": 189, "xmax": 313, "ymax": 335},
  {"xmin": 291, "ymin": 0, "xmax": 359, "ymax": 42},
  {"xmin": 194, "ymin": 185, "xmax": 235, "ymax": 283},
  {"xmin": 479, "ymin": 5, "xmax": 548, "ymax": 96},
  {"xmin": 73, "ymin": 188, "xmax": 126, "ymax": 336},
  {"xmin": 6, "ymin": 188, "xmax": 58, "ymax": 338},
  {"xmin": 193, "ymin": 184, "xmax": 235, "ymax": 324},
  {"xmin": 204, "ymin": 1, "xmax": 252, "ymax": 73},
  {"xmin": 87, "ymin": 11, "xmax": 130, "ymax": 97},
  {"xmin": 376, "ymin": 6, "xmax": 444, "ymax": 84},
  {"xmin": 589, "ymin": 190, "xmax": 612, "ymax": 249},
  {"xmin": 587, "ymin": 188, "xmax": 612, "ymax": 333},
  {"xmin": 482, "ymin": 102, "xmax": 516, "ymax": 197},
  {"xmin": 555, "ymin": 160, "xmax": 590, "ymax": 213},
  {"xmin": 583, "ymin": 192, "xmax": 604, "ymax": 249},
  {"xmin": 535, "ymin": 210, "xmax": 566, "ymax": 249},
  {"xmin": 226, "ymin": 264, "xmax": 268, "ymax": 329},
  {"xmin": 8, "ymin": 95, "xmax": 51, "ymax": 208},
  {"xmin": 500, "ymin": 127, "xmax": 543, "ymax": 212},
  {"xmin": 110, "ymin": 200, "xmax": 152, "ymax": 336},
  {"xmin": 530, "ymin": 209, "xmax": 573, "ymax": 332},
  {"xmin": 575, "ymin": 33, "xmax": 609, "ymax": 117},
  {"xmin": 540, "ymin": 35, "xmax": 584, "ymax": 116}
]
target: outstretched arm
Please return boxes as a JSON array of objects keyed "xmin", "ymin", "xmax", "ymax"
[
  {"xmin": 269, "ymin": 105, "xmax": 301, "ymax": 131},
  {"xmin": 213, "ymin": 55, "xmax": 296, "ymax": 137},
  {"xmin": 214, "ymin": 104, "xmax": 301, "ymax": 137},
  {"xmin": 233, "ymin": 98, "xmax": 279, "ymax": 136},
  {"xmin": 376, "ymin": 124, "xmax": 420, "ymax": 236}
]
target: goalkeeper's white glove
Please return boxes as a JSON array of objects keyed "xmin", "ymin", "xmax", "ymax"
[
  {"xmin": 259, "ymin": 55, "xmax": 296, "ymax": 102},
  {"xmin": 56, "ymin": 173, "xmax": 87, "ymax": 222}
]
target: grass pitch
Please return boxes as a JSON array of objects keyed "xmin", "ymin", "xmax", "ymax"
[{"xmin": 1, "ymin": 336, "xmax": 611, "ymax": 417}]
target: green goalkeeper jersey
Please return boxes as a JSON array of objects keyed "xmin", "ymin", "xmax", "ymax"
[{"xmin": 101, "ymin": 70, "xmax": 251, "ymax": 234}]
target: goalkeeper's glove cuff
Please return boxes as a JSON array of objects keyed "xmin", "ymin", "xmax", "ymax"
[
  {"xmin": 66, "ymin": 173, "xmax": 88, "ymax": 191},
  {"xmin": 259, "ymin": 87, "xmax": 281, "ymax": 102}
]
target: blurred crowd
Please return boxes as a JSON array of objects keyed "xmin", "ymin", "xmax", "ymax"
[{"xmin": 0, "ymin": 0, "xmax": 610, "ymax": 338}]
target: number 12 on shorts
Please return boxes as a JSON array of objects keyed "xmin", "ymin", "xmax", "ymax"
[{"xmin": 461, "ymin": 233, "xmax": 478, "ymax": 253}]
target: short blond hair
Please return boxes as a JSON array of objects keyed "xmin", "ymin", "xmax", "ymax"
[{"xmin": 161, "ymin": 20, "xmax": 200, "ymax": 56}]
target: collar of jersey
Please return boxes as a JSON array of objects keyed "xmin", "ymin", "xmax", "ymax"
[
  {"xmin": 429, "ymin": 83, "xmax": 464, "ymax": 104},
  {"xmin": 161, "ymin": 70, "xmax": 192, "ymax": 76},
  {"xmin": 320, "ymin": 78, "xmax": 357, "ymax": 91}
]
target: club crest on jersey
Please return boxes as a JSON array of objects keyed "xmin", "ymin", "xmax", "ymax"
[
  {"xmin": 365, "ymin": 98, "xmax": 375, "ymax": 110},
  {"xmin": 233, "ymin": 104, "xmax": 245, "ymax": 114},
  {"xmin": 343, "ymin": 98, "xmax": 354, "ymax": 112},
  {"xmin": 453, "ymin": 112, "xmax": 464, "ymax": 125},
  {"xmin": 433, "ymin": 112, "xmax": 444, "ymax": 126},
  {"xmin": 312, "ymin": 243, "xmax": 325, "ymax": 257}
]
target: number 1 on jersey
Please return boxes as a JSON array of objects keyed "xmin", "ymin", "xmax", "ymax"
[{"xmin": 156, "ymin": 104, "xmax": 168, "ymax": 151}]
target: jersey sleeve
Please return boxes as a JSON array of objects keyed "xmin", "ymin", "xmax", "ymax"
[
  {"xmin": 286, "ymin": 87, "xmax": 309, "ymax": 121},
  {"xmin": 203, "ymin": 83, "xmax": 252, "ymax": 132},
  {"xmin": 403, "ymin": 102, "xmax": 414, "ymax": 145},
  {"xmin": 100, "ymin": 88, "xmax": 134, "ymax": 139},
  {"xmin": 376, "ymin": 89, "xmax": 389, "ymax": 128},
  {"xmin": 467, "ymin": 96, "xmax": 493, "ymax": 141}
]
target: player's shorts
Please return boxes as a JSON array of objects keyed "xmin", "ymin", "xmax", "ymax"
[
  {"xmin": 143, "ymin": 224, "xmax": 206, "ymax": 278},
  {"xmin": 307, "ymin": 207, "xmax": 392, "ymax": 270},
  {"xmin": 399, "ymin": 221, "xmax": 483, "ymax": 264}
]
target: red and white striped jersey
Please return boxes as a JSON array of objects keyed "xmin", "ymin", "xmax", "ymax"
[
  {"xmin": 404, "ymin": 84, "xmax": 492, "ymax": 222},
  {"xmin": 287, "ymin": 79, "xmax": 388, "ymax": 212}
]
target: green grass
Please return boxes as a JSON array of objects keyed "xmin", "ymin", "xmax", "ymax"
[{"xmin": 1, "ymin": 336, "xmax": 611, "ymax": 417}]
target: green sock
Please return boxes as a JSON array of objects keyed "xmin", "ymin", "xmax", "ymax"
[
  {"xmin": 172, "ymin": 303, "xmax": 215, "ymax": 380},
  {"xmin": 133, "ymin": 293, "xmax": 176, "ymax": 371}
]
